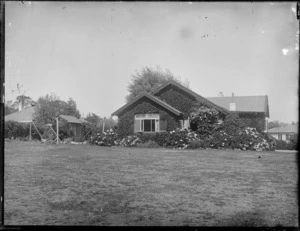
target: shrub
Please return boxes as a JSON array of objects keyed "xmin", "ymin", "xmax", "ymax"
[
  {"xmin": 275, "ymin": 136, "xmax": 298, "ymax": 150},
  {"xmin": 90, "ymin": 129, "xmax": 119, "ymax": 146},
  {"xmin": 5, "ymin": 121, "xmax": 44, "ymax": 140},
  {"xmin": 191, "ymin": 113, "xmax": 274, "ymax": 151},
  {"xmin": 189, "ymin": 106, "xmax": 221, "ymax": 138},
  {"xmin": 89, "ymin": 129, "xmax": 141, "ymax": 147},
  {"xmin": 207, "ymin": 127, "xmax": 276, "ymax": 151},
  {"xmin": 164, "ymin": 128, "xmax": 200, "ymax": 149},
  {"xmin": 118, "ymin": 135, "xmax": 141, "ymax": 147}
]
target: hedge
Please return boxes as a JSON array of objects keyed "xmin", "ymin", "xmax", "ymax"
[{"xmin": 5, "ymin": 121, "xmax": 44, "ymax": 140}]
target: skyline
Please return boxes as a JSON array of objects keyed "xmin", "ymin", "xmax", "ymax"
[{"xmin": 5, "ymin": 2, "xmax": 299, "ymax": 123}]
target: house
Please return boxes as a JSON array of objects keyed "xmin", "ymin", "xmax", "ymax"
[
  {"xmin": 112, "ymin": 80, "xmax": 270, "ymax": 136},
  {"xmin": 112, "ymin": 80, "xmax": 229, "ymax": 136},
  {"xmin": 267, "ymin": 125, "xmax": 298, "ymax": 141},
  {"xmin": 207, "ymin": 94, "xmax": 269, "ymax": 132}
]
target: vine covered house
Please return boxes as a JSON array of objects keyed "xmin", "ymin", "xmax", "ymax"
[{"xmin": 112, "ymin": 80, "xmax": 269, "ymax": 136}]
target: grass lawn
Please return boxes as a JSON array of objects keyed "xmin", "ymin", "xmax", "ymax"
[{"xmin": 4, "ymin": 141, "xmax": 298, "ymax": 226}]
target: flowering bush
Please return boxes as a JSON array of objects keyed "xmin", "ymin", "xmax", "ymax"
[
  {"xmin": 89, "ymin": 129, "xmax": 141, "ymax": 147},
  {"xmin": 90, "ymin": 129, "xmax": 119, "ymax": 146},
  {"xmin": 189, "ymin": 106, "xmax": 221, "ymax": 138},
  {"xmin": 164, "ymin": 128, "xmax": 200, "ymax": 149},
  {"xmin": 207, "ymin": 127, "xmax": 276, "ymax": 151},
  {"xmin": 118, "ymin": 135, "xmax": 141, "ymax": 147}
]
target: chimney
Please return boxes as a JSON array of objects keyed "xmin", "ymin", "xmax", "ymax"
[
  {"xmin": 219, "ymin": 92, "xmax": 223, "ymax": 97},
  {"xmin": 230, "ymin": 93, "xmax": 236, "ymax": 111}
]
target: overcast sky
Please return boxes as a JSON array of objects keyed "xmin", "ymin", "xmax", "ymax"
[{"xmin": 5, "ymin": 2, "xmax": 299, "ymax": 123}]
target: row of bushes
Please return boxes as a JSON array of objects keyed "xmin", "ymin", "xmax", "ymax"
[
  {"xmin": 89, "ymin": 108, "xmax": 286, "ymax": 151},
  {"xmin": 89, "ymin": 126, "xmax": 281, "ymax": 151}
]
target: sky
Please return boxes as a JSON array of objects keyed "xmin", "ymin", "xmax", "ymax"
[{"xmin": 5, "ymin": 2, "xmax": 299, "ymax": 123}]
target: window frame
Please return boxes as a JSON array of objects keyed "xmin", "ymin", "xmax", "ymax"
[{"xmin": 135, "ymin": 114, "xmax": 160, "ymax": 133}]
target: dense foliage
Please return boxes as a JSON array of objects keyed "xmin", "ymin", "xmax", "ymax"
[
  {"xmin": 5, "ymin": 121, "xmax": 44, "ymax": 140},
  {"xmin": 275, "ymin": 136, "xmax": 298, "ymax": 150},
  {"xmin": 126, "ymin": 66, "xmax": 189, "ymax": 102},
  {"xmin": 156, "ymin": 86, "xmax": 198, "ymax": 119},
  {"xmin": 238, "ymin": 112, "xmax": 266, "ymax": 133},
  {"xmin": 90, "ymin": 129, "xmax": 141, "ymax": 147},
  {"xmin": 163, "ymin": 128, "xmax": 199, "ymax": 149},
  {"xmin": 34, "ymin": 93, "xmax": 81, "ymax": 126},
  {"xmin": 189, "ymin": 106, "xmax": 221, "ymax": 138}
]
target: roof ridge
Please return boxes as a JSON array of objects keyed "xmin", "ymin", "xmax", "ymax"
[
  {"xmin": 153, "ymin": 80, "xmax": 229, "ymax": 114},
  {"xmin": 207, "ymin": 95, "xmax": 267, "ymax": 98},
  {"xmin": 111, "ymin": 92, "xmax": 182, "ymax": 116}
]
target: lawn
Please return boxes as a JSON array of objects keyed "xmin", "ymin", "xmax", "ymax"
[{"xmin": 4, "ymin": 140, "xmax": 298, "ymax": 226}]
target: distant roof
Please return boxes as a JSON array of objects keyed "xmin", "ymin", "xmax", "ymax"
[
  {"xmin": 79, "ymin": 118, "xmax": 92, "ymax": 124},
  {"xmin": 153, "ymin": 80, "xmax": 229, "ymax": 114},
  {"xmin": 206, "ymin": 95, "xmax": 269, "ymax": 117},
  {"xmin": 267, "ymin": 125, "xmax": 298, "ymax": 134},
  {"xmin": 60, "ymin": 115, "xmax": 82, "ymax": 124},
  {"xmin": 111, "ymin": 93, "xmax": 183, "ymax": 117},
  {"xmin": 5, "ymin": 106, "xmax": 35, "ymax": 123}
]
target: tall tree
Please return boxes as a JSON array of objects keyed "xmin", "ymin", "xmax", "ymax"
[
  {"xmin": 66, "ymin": 98, "xmax": 81, "ymax": 118},
  {"xmin": 126, "ymin": 66, "xmax": 190, "ymax": 102},
  {"xmin": 85, "ymin": 113, "xmax": 101, "ymax": 125},
  {"xmin": 34, "ymin": 93, "xmax": 81, "ymax": 126}
]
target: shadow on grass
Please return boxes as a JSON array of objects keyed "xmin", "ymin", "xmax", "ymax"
[{"xmin": 225, "ymin": 211, "xmax": 283, "ymax": 227}]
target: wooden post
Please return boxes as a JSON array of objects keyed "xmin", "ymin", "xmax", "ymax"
[
  {"xmin": 29, "ymin": 122, "xmax": 32, "ymax": 141},
  {"xmin": 102, "ymin": 121, "xmax": 105, "ymax": 133},
  {"xmin": 56, "ymin": 117, "xmax": 59, "ymax": 144}
]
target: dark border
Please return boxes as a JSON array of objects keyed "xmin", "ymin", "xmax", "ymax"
[{"xmin": 0, "ymin": 1, "xmax": 5, "ymax": 227}]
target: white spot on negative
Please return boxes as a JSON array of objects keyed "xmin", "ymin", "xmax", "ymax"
[
  {"xmin": 188, "ymin": 2, "xmax": 193, "ymax": 4},
  {"xmin": 282, "ymin": 49, "xmax": 289, "ymax": 55},
  {"xmin": 8, "ymin": 22, "xmax": 11, "ymax": 27}
]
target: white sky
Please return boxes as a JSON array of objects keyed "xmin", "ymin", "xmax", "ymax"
[{"xmin": 5, "ymin": 2, "xmax": 299, "ymax": 123}]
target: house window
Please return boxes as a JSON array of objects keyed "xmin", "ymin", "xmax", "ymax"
[
  {"xmin": 134, "ymin": 114, "xmax": 160, "ymax": 132},
  {"xmin": 278, "ymin": 134, "xmax": 282, "ymax": 141}
]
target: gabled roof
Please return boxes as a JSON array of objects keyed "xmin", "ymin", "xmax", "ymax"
[
  {"xmin": 111, "ymin": 93, "xmax": 182, "ymax": 117},
  {"xmin": 60, "ymin": 115, "xmax": 82, "ymax": 124},
  {"xmin": 5, "ymin": 106, "xmax": 36, "ymax": 123},
  {"xmin": 206, "ymin": 95, "xmax": 269, "ymax": 117},
  {"xmin": 153, "ymin": 80, "xmax": 229, "ymax": 114},
  {"xmin": 268, "ymin": 125, "xmax": 298, "ymax": 134}
]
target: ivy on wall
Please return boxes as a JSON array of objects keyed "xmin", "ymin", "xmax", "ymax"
[
  {"xmin": 117, "ymin": 98, "xmax": 180, "ymax": 136},
  {"xmin": 156, "ymin": 85, "xmax": 199, "ymax": 119}
]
